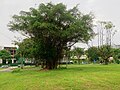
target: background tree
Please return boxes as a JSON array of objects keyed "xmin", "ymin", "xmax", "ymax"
[
  {"xmin": 71, "ymin": 47, "xmax": 84, "ymax": 64},
  {"xmin": 14, "ymin": 38, "xmax": 37, "ymax": 68},
  {"xmin": 15, "ymin": 38, "xmax": 35, "ymax": 58},
  {"xmin": 97, "ymin": 21, "xmax": 116, "ymax": 47},
  {"xmin": 8, "ymin": 3, "xmax": 94, "ymax": 69},
  {"xmin": 0, "ymin": 50, "xmax": 11, "ymax": 64},
  {"xmin": 86, "ymin": 46, "xmax": 99, "ymax": 63},
  {"xmin": 98, "ymin": 45, "xmax": 113, "ymax": 65},
  {"xmin": 113, "ymin": 48, "xmax": 120, "ymax": 64},
  {"xmin": 104, "ymin": 21, "xmax": 116, "ymax": 46},
  {"xmin": 96, "ymin": 21, "xmax": 116, "ymax": 64}
]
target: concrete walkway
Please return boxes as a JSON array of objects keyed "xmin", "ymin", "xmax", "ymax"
[{"xmin": 0, "ymin": 67, "xmax": 17, "ymax": 72}]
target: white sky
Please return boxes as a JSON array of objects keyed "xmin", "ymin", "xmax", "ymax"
[{"xmin": 0, "ymin": 0, "xmax": 120, "ymax": 48}]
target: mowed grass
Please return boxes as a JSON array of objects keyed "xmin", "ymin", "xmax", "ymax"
[{"xmin": 0, "ymin": 64, "xmax": 120, "ymax": 90}]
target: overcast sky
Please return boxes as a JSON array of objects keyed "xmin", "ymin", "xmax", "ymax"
[{"xmin": 0, "ymin": 0, "xmax": 120, "ymax": 48}]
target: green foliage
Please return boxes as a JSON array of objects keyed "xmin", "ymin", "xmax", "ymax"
[
  {"xmin": 8, "ymin": 3, "xmax": 94, "ymax": 69},
  {"xmin": 70, "ymin": 47, "xmax": 84, "ymax": 63},
  {"xmin": 98, "ymin": 45, "xmax": 113, "ymax": 64},
  {"xmin": 86, "ymin": 46, "xmax": 99, "ymax": 62},
  {"xmin": 113, "ymin": 48, "xmax": 120, "ymax": 59},
  {"xmin": 115, "ymin": 60, "xmax": 120, "ymax": 64},
  {"xmin": 104, "ymin": 21, "xmax": 115, "ymax": 29},
  {"xmin": 10, "ymin": 63, "xmax": 19, "ymax": 66},
  {"xmin": 15, "ymin": 38, "xmax": 35, "ymax": 58},
  {"xmin": 73, "ymin": 47, "xmax": 84, "ymax": 57},
  {"xmin": 112, "ymin": 48, "xmax": 120, "ymax": 64},
  {"xmin": 0, "ymin": 49, "xmax": 11, "ymax": 60}
]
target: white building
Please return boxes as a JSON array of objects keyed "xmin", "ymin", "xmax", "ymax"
[{"xmin": 112, "ymin": 44, "xmax": 120, "ymax": 49}]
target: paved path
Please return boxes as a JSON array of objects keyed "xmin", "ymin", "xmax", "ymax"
[{"xmin": 0, "ymin": 67, "xmax": 17, "ymax": 72}]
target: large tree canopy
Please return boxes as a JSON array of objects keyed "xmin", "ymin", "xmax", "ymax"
[{"xmin": 8, "ymin": 3, "xmax": 94, "ymax": 69}]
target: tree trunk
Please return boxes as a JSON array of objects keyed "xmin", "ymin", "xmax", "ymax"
[
  {"xmin": 45, "ymin": 59, "xmax": 58, "ymax": 70},
  {"xmin": 78, "ymin": 59, "xmax": 80, "ymax": 64},
  {"xmin": 35, "ymin": 60, "xmax": 40, "ymax": 67},
  {"xmin": 53, "ymin": 60, "xmax": 58, "ymax": 69},
  {"xmin": 45, "ymin": 48, "xmax": 63, "ymax": 70},
  {"xmin": 104, "ymin": 59, "xmax": 109, "ymax": 65}
]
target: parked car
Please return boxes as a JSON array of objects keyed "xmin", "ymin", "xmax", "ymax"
[
  {"xmin": 1, "ymin": 65, "xmax": 9, "ymax": 68},
  {"xmin": 59, "ymin": 60, "xmax": 73, "ymax": 64}
]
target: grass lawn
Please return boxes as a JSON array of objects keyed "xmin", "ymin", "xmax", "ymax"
[{"xmin": 0, "ymin": 64, "xmax": 120, "ymax": 90}]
